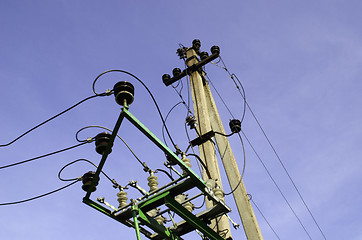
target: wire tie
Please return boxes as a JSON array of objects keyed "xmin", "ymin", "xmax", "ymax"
[
  {"xmin": 105, "ymin": 89, "xmax": 112, "ymax": 96},
  {"xmin": 86, "ymin": 137, "xmax": 93, "ymax": 143}
]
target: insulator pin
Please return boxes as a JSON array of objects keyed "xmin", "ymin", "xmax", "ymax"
[
  {"xmin": 211, "ymin": 45, "xmax": 220, "ymax": 55},
  {"xmin": 186, "ymin": 115, "xmax": 197, "ymax": 129},
  {"xmin": 199, "ymin": 51, "xmax": 209, "ymax": 60},
  {"xmin": 82, "ymin": 171, "xmax": 99, "ymax": 192},
  {"xmin": 172, "ymin": 68, "xmax": 182, "ymax": 77},
  {"xmin": 95, "ymin": 132, "xmax": 112, "ymax": 155},
  {"xmin": 113, "ymin": 81, "xmax": 135, "ymax": 106},
  {"xmin": 229, "ymin": 119, "xmax": 241, "ymax": 133},
  {"xmin": 192, "ymin": 39, "xmax": 201, "ymax": 52},
  {"xmin": 162, "ymin": 74, "xmax": 171, "ymax": 85}
]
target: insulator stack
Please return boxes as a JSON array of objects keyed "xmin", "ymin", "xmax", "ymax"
[
  {"xmin": 113, "ymin": 81, "xmax": 135, "ymax": 106},
  {"xmin": 147, "ymin": 171, "xmax": 159, "ymax": 193},
  {"xmin": 175, "ymin": 194, "xmax": 194, "ymax": 212},
  {"xmin": 213, "ymin": 185, "xmax": 225, "ymax": 203},
  {"xmin": 117, "ymin": 188, "xmax": 128, "ymax": 208},
  {"xmin": 181, "ymin": 154, "xmax": 192, "ymax": 175},
  {"xmin": 229, "ymin": 119, "xmax": 241, "ymax": 133},
  {"xmin": 95, "ymin": 132, "xmax": 112, "ymax": 155},
  {"xmin": 81, "ymin": 171, "xmax": 99, "ymax": 192},
  {"xmin": 154, "ymin": 212, "xmax": 167, "ymax": 225}
]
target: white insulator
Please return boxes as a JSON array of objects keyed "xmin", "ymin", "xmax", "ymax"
[
  {"xmin": 175, "ymin": 194, "xmax": 194, "ymax": 212},
  {"xmin": 213, "ymin": 186, "xmax": 225, "ymax": 202},
  {"xmin": 181, "ymin": 154, "xmax": 192, "ymax": 175},
  {"xmin": 147, "ymin": 172, "xmax": 159, "ymax": 192},
  {"xmin": 175, "ymin": 194, "xmax": 187, "ymax": 204},
  {"xmin": 183, "ymin": 201, "xmax": 195, "ymax": 212},
  {"xmin": 117, "ymin": 189, "xmax": 128, "ymax": 208}
]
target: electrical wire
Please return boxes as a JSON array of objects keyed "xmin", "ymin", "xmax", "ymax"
[
  {"xmin": 245, "ymin": 100, "xmax": 327, "ymax": 240},
  {"xmin": 249, "ymin": 195, "xmax": 281, "ymax": 240},
  {"xmin": 92, "ymin": 69, "xmax": 178, "ymax": 150},
  {"xmin": 206, "ymin": 65, "xmax": 246, "ymax": 123},
  {"xmin": 155, "ymin": 168, "xmax": 174, "ymax": 181},
  {"xmin": 161, "ymin": 101, "xmax": 184, "ymax": 148},
  {"xmin": 224, "ymin": 132, "xmax": 246, "ymax": 196},
  {"xmin": 0, "ymin": 142, "xmax": 88, "ymax": 170},
  {"xmin": 241, "ymin": 130, "xmax": 313, "ymax": 240},
  {"xmin": 0, "ymin": 180, "xmax": 79, "ymax": 206},
  {"xmin": 186, "ymin": 153, "xmax": 212, "ymax": 179},
  {"xmin": 0, "ymin": 93, "xmax": 108, "ymax": 148},
  {"xmin": 58, "ymin": 158, "xmax": 114, "ymax": 183},
  {"xmin": 216, "ymin": 55, "xmax": 326, "ymax": 239},
  {"xmin": 76, "ymin": 125, "xmax": 150, "ymax": 172}
]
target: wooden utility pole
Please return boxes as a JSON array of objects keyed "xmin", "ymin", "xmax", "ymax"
[
  {"xmin": 186, "ymin": 45, "xmax": 263, "ymax": 240},
  {"xmin": 187, "ymin": 48, "xmax": 232, "ymax": 239}
]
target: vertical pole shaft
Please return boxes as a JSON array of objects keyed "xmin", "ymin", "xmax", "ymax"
[
  {"xmin": 187, "ymin": 48, "xmax": 232, "ymax": 239},
  {"xmin": 203, "ymin": 76, "xmax": 263, "ymax": 240}
]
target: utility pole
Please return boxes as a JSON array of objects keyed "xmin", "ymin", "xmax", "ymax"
[
  {"xmin": 162, "ymin": 39, "xmax": 263, "ymax": 240},
  {"xmin": 186, "ymin": 46, "xmax": 232, "ymax": 239}
]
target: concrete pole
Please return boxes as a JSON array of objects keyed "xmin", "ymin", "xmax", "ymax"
[
  {"xmin": 203, "ymin": 78, "xmax": 263, "ymax": 240},
  {"xmin": 186, "ymin": 48, "xmax": 232, "ymax": 239}
]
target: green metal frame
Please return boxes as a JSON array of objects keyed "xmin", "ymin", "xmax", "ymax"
[{"xmin": 83, "ymin": 106, "xmax": 230, "ymax": 240}]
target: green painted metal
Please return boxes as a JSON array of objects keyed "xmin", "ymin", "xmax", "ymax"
[
  {"xmin": 82, "ymin": 106, "xmax": 228, "ymax": 240},
  {"xmin": 165, "ymin": 195, "xmax": 225, "ymax": 240},
  {"xmin": 83, "ymin": 198, "xmax": 112, "ymax": 216},
  {"xmin": 138, "ymin": 208, "xmax": 179, "ymax": 240},
  {"xmin": 85, "ymin": 109, "xmax": 126, "ymax": 199},
  {"xmin": 122, "ymin": 108, "xmax": 206, "ymax": 190},
  {"xmin": 131, "ymin": 205, "xmax": 142, "ymax": 240}
]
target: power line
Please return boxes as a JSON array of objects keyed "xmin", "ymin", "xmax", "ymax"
[
  {"xmin": 0, "ymin": 93, "xmax": 108, "ymax": 148},
  {"xmin": 0, "ymin": 180, "xmax": 79, "ymax": 206},
  {"xmin": 241, "ymin": 130, "xmax": 313, "ymax": 240},
  {"xmin": 249, "ymin": 195, "xmax": 281, "ymax": 240},
  {"xmin": 215, "ymin": 55, "xmax": 326, "ymax": 239},
  {"xmin": 0, "ymin": 142, "xmax": 88, "ymax": 170}
]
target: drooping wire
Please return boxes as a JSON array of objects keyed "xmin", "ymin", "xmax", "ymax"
[
  {"xmin": 215, "ymin": 56, "xmax": 326, "ymax": 239},
  {"xmin": 58, "ymin": 158, "xmax": 114, "ymax": 183},
  {"xmin": 162, "ymin": 101, "xmax": 184, "ymax": 148},
  {"xmin": 76, "ymin": 125, "xmax": 150, "ymax": 172},
  {"xmin": 92, "ymin": 69, "xmax": 178, "ymax": 151},
  {"xmin": 0, "ymin": 180, "xmax": 79, "ymax": 206},
  {"xmin": 248, "ymin": 194, "xmax": 281, "ymax": 240},
  {"xmin": 186, "ymin": 153, "xmax": 212, "ymax": 179},
  {"xmin": 206, "ymin": 65, "xmax": 246, "ymax": 123},
  {"xmin": 0, "ymin": 142, "xmax": 88, "ymax": 170},
  {"xmin": 0, "ymin": 93, "xmax": 108, "ymax": 148},
  {"xmin": 224, "ymin": 132, "xmax": 246, "ymax": 196}
]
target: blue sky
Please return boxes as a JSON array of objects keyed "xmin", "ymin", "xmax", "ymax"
[{"xmin": 1, "ymin": 1, "xmax": 361, "ymax": 239}]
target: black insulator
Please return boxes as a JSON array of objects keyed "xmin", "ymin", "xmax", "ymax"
[
  {"xmin": 113, "ymin": 81, "xmax": 135, "ymax": 106},
  {"xmin": 229, "ymin": 119, "xmax": 241, "ymax": 133},
  {"xmin": 176, "ymin": 47, "xmax": 187, "ymax": 59},
  {"xmin": 211, "ymin": 45, "xmax": 220, "ymax": 55},
  {"xmin": 82, "ymin": 171, "xmax": 99, "ymax": 192},
  {"xmin": 186, "ymin": 115, "xmax": 197, "ymax": 129},
  {"xmin": 162, "ymin": 74, "xmax": 171, "ymax": 85},
  {"xmin": 192, "ymin": 39, "xmax": 201, "ymax": 51},
  {"xmin": 95, "ymin": 132, "xmax": 112, "ymax": 155},
  {"xmin": 172, "ymin": 68, "xmax": 182, "ymax": 77},
  {"xmin": 199, "ymin": 51, "xmax": 209, "ymax": 61}
]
